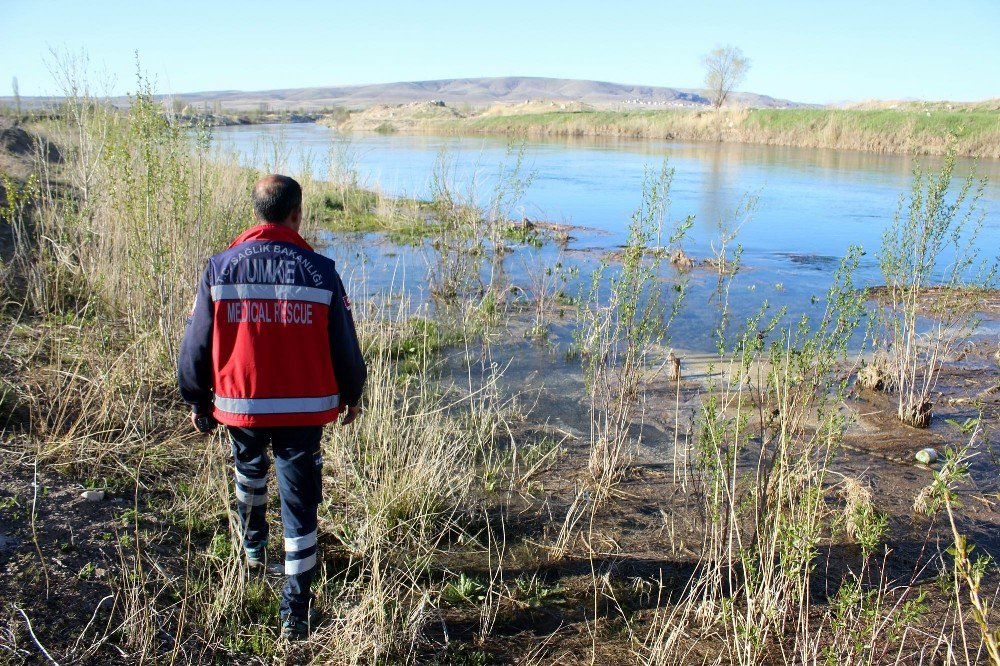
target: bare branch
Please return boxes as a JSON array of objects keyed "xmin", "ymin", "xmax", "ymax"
[{"xmin": 702, "ymin": 45, "xmax": 751, "ymax": 110}]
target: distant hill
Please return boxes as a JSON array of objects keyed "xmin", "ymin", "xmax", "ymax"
[
  {"xmin": 166, "ymin": 76, "xmax": 807, "ymax": 111},
  {"xmin": 2, "ymin": 76, "xmax": 809, "ymax": 112}
]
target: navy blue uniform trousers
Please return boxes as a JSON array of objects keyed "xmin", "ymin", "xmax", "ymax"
[{"xmin": 229, "ymin": 425, "xmax": 323, "ymax": 620}]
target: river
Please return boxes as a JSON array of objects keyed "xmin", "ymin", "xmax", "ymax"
[{"xmin": 212, "ymin": 123, "xmax": 1000, "ymax": 351}]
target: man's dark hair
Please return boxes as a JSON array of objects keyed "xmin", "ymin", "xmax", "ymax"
[{"xmin": 252, "ymin": 174, "xmax": 302, "ymax": 223}]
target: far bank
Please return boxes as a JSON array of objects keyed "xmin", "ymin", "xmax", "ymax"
[{"xmin": 321, "ymin": 103, "xmax": 1000, "ymax": 160}]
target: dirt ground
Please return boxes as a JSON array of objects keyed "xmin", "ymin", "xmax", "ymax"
[{"xmin": 2, "ymin": 331, "xmax": 997, "ymax": 664}]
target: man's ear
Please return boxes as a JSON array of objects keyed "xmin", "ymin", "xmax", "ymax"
[{"xmin": 290, "ymin": 204, "xmax": 303, "ymax": 230}]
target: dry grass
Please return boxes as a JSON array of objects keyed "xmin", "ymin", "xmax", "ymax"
[
  {"xmin": 2, "ymin": 65, "xmax": 999, "ymax": 666},
  {"xmin": 434, "ymin": 108, "xmax": 1000, "ymax": 159}
]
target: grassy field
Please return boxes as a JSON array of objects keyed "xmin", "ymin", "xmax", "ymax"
[
  {"xmin": 1, "ymin": 70, "xmax": 999, "ymax": 665},
  {"xmin": 330, "ymin": 103, "xmax": 1000, "ymax": 159},
  {"xmin": 452, "ymin": 108, "xmax": 1000, "ymax": 158}
]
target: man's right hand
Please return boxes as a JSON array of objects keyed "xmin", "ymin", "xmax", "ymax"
[{"xmin": 340, "ymin": 405, "xmax": 362, "ymax": 426}]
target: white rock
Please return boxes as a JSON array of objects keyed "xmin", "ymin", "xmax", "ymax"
[
  {"xmin": 915, "ymin": 448, "xmax": 938, "ymax": 465},
  {"xmin": 80, "ymin": 490, "xmax": 105, "ymax": 502}
]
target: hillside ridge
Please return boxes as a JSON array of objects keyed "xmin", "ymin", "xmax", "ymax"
[{"xmin": 4, "ymin": 76, "xmax": 809, "ymax": 111}]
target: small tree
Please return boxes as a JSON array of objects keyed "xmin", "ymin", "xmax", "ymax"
[
  {"xmin": 11, "ymin": 76, "xmax": 21, "ymax": 117},
  {"xmin": 702, "ymin": 45, "xmax": 750, "ymax": 110},
  {"xmin": 875, "ymin": 154, "xmax": 997, "ymax": 427},
  {"xmin": 45, "ymin": 48, "xmax": 113, "ymax": 210}
]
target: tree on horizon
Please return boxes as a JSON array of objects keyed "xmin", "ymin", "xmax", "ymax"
[{"xmin": 703, "ymin": 45, "xmax": 750, "ymax": 109}]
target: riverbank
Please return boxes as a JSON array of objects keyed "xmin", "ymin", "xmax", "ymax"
[
  {"xmin": 324, "ymin": 103, "xmax": 1000, "ymax": 159},
  {"xmin": 3, "ymin": 92, "xmax": 1000, "ymax": 665},
  {"xmin": 11, "ymin": 99, "xmax": 999, "ymax": 159}
]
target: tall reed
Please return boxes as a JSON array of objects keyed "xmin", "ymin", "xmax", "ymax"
[{"xmin": 874, "ymin": 153, "xmax": 997, "ymax": 427}]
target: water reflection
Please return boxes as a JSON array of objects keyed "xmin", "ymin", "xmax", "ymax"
[
  {"xmin": 214, "ymin": 123, "xmax": 999, "ymax": 353},
  {"xmin": 213, "ymin": 125, "xmax": 1000, "ymax": 271}
]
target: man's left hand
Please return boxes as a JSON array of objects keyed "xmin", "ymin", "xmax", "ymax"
[{"xmin": 191, "ymin": 411, "xmax": 218, "ymax": 434}]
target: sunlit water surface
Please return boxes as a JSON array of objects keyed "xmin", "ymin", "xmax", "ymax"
[{"xmin": 213, "ymin": 124, "xmax": 1000, "ymax": 353}]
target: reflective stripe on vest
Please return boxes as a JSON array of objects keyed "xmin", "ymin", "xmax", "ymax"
[
  {"xmin": 214, "ymin": 394, "xmax": 340, "ymax": 415},
  {"xmin": 210, "ymin": 284, "xmax": 333, "ymax": 305}
]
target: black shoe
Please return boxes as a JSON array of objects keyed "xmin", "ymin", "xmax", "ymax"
[
  {"xmin": 245, "ymin": 542, "xmax": 267, "ymax": 570},
  {"xmin": 281, "ymin": 609, "xmax": 319, "ymax": 641}
]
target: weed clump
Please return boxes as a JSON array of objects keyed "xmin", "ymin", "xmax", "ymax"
[{"xmin": 872, "ymin": 152, "xmax": 997, "ymax": 427}]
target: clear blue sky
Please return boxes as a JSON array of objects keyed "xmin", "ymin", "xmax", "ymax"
[{"xmin": 1, "ymin": 0, "xmax": 998, "ymax": 104}]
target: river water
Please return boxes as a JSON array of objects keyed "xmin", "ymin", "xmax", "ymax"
[{"xmin": 212, "ymin": 123, "xmax": 1000, "ymax": 352}]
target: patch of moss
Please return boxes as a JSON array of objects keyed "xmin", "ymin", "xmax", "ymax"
[{"xmin": 383, "ymin": 317, "xmax": 464, "ymax": 376}]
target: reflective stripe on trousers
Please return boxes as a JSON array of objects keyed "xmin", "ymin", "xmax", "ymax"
[{"xmin": 229, "ymin": 425, "xmax": 324, "ymax": 620}]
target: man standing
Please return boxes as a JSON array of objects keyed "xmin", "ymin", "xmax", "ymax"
[{"xmin": 177, "ymin": 174, "xmax": 366, "ymax": 639}]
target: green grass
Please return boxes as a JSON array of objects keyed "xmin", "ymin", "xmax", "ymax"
[
  {"xmin": 310, "ymin": 185, "xmax": 440, "ymax": 242},
  {"xmin": 500, "ymin": 223, "xmax": 544, "ymax": 247},
  {"xmin": 381, "ymin": 316, "xmax": 464, "ymax": 375},
  {"xmin": 385, "ymin": 217, "xmax": 440, "ymax": 245},
  {"xmin": 309, "ymin": 188, "xmax": 380, "ymax": 231},
  {"xmin": 747, "ymin": 108, "xmax": 1000, "ymax": 140},
  {"xmin": 447, "ymin": 107, "xmax": 1000, "ymax": 158},
  {"xmin": 219, "ymin": 577, "xmax": 281, "ymax": 656}
]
